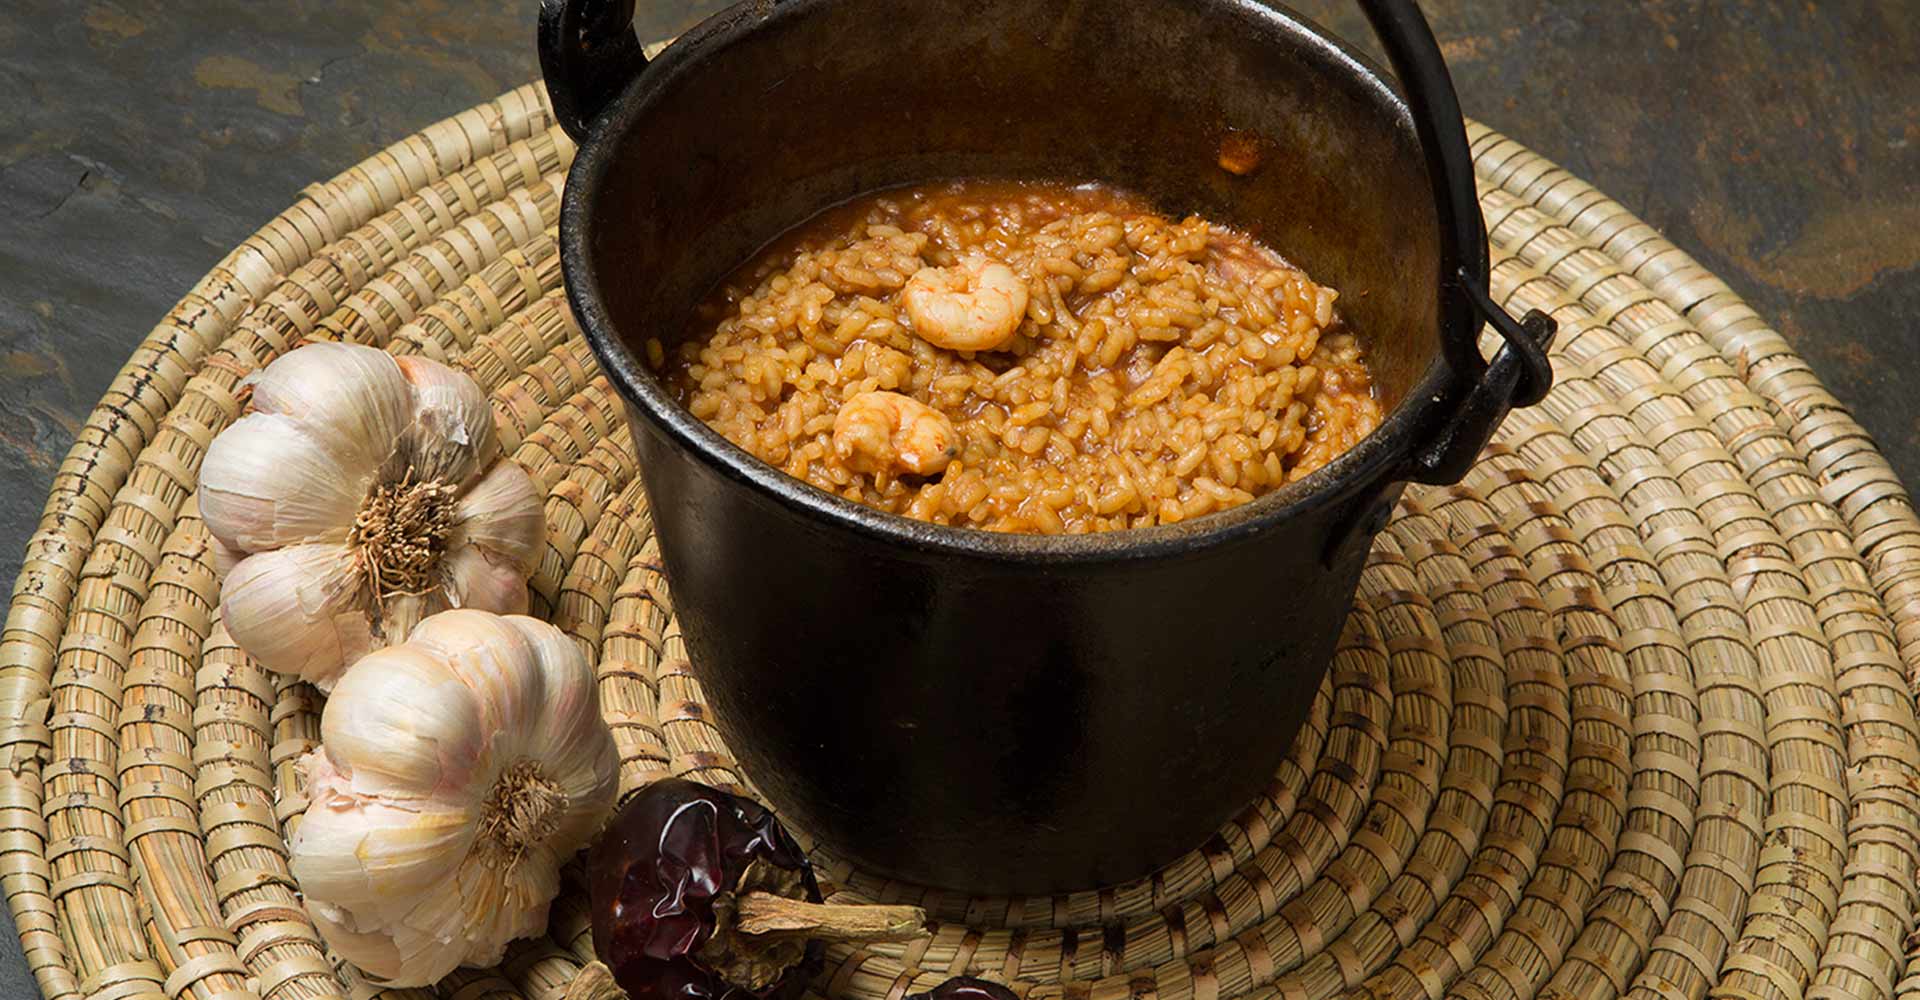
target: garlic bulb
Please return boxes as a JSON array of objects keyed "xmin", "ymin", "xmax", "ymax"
[
  {"xmin": 290, "ymin": 609, "xmax": 619, "ymax": 986},
  {"xmin": 200, "ymin": 342, "xmax": 544, "ymax": 688}
]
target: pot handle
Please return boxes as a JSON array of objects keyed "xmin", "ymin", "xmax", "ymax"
[
  {"xmin": 538, "ymin": 0, "xmax": 650, "ymax": 144},
  {"xmin": 1358, "ymin": 0, "xmax": 1557, "ymax": 485}
]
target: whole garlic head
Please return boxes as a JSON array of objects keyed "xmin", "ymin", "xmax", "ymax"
[
  {"xmin": 290, "ymin": 609, "xmax": 619, "ymax": 986},
  {"xmin": 200, "ymin": 342, "xmax": 544, "ymax": 688}
]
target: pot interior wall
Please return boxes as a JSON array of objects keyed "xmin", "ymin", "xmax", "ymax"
[{"xmin": 586, "ymin": 0, "xmax": 1443, "ymax": 407}]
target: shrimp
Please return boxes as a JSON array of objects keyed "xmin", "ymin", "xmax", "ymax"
[
  {"xmin": 832, "ymin": 391, "xmax": 959, "ymax": 477},
  {"xmin": 901, "ymin": 255, "xmax": 1030, "ymax": 352}
]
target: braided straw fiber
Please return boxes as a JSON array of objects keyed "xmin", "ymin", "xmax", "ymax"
[{"xmin": 5, "ymin": 75, "xmax": 1919, "ymax": 1000}]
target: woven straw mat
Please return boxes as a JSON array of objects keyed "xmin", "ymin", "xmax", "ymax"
[{"xmin": 4, "ymin": 79, "xmax": 1920, "ymax": 1000}]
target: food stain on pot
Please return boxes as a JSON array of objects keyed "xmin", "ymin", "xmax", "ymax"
[{"xmin": 1217, "ymin": 129, "xmax": 1268, "ymax": 176}]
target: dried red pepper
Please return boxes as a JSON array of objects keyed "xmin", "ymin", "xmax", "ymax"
[
  {"xmin": 908, "ymin": 978, "xmax": 1021, "ymax": 1000},
  {"xmin": 589, "ymin": 779, "xmax": 927, "ymax": 1000}
]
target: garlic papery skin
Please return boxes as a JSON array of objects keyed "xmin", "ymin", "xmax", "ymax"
[
  {"xmin": 290, "ymin": 609, "xmax": 619, "ymax": 987},
  {"xmin": 200, "ymin": 342, "xmax": 545, "ymax": 688}
]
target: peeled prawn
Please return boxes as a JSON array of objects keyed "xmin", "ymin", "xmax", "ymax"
[
  {"xmin": 832, "ymin": 391, "xmax": 959, "ymax": 477},
  {"xmin": 902, "ymin": 255, "xmax": 1030, "ymax": 352}
]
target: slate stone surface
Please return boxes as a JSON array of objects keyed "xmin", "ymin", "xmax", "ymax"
[{"xmin": 0, "ymin": 2, "xmax": 1914, "ymax": 995}]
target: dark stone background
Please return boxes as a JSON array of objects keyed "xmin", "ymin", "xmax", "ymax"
[{"xmin": 0, "ymin": 1, "xmax": 1914, "ymax": 994}]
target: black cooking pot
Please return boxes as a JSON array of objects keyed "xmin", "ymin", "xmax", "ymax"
[{"xmin": 541, "ymin": 0, "xmax": 1553, "ymax": 893}]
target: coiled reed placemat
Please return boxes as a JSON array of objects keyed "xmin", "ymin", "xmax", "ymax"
[{"xmin": 3, "ymin": 81, "xmax": 1918, "ymax": 1000}]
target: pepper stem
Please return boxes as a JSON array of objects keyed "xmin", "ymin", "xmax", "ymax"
[
  {"xmin": 734, "ymin": 891, "xmax": 927, "ymax": 942},
  {"xmin": 563, "ymin": 962, "xmax": 623, "ymax": 1000}
]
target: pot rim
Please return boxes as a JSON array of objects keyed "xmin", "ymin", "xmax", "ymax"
[{"xmin": 558, "ymin": 0, "xmax": 1463, "ymax": 565}]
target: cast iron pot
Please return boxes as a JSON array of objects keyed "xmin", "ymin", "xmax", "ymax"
[{"xmin": 541, "ymin": 0, "xmax": 1554, "ymax": 893}]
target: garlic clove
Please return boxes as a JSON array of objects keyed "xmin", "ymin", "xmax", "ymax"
[
  {"xmin": 402, "ymin": 609, "xmax": 544, "ymax": 740},
  {"xmin": 305, "ymin": 901, "xmax": 411, "ymax": 986},
  {"xmin": 449, "ymin": 459, "xmax": 545, "ymax": 575},
  {"xmin": 389, "ymin": 877, "xmax": 492, "ymax": 983},
  {"xmin": 294, "ymin": 794, "xmax": 479, "ymax": 985},
  {"xmin": 208, "ymin": 533, "xmax": 246, "ymax": 579},
  {"xmin": 392, "ymin": 356, "xmax": 499, "ymax": 489},
  {"xmin": 319, "ymin": 644, "xmax": 488, "ymax": 797},
  {"xmin": 251, "ymin": 342, "xmax": 413, "ymax": 471},
  {"xmin": 221, "ymin": 543, "xmax": 377, "ymax": 687},
  {"xmin": 442, "ymin": 544, "xmax": 532, "ymax": 618},
  {"xmin": 507, "ymin": 615, "xmax": 620, "ymax": 849},
  {"xmin": 452, "ymin": 843, "xmax": 556, "ymax": 957},
  {"xmin": 296, "ymin": 767, "xmax": 478, "ymax": 907},
  {"xmin": 201, "ymin": 413, "xmax": 370, "ymax": 553}
]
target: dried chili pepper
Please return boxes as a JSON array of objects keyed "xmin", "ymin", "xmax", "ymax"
[
  {"xmin": 589, "ymin": 778, "xmax": 927, "ymax": 1000},
  {"xmin": 907, "ymin": 978, "xmax": 1021, "ymax": 1000}
]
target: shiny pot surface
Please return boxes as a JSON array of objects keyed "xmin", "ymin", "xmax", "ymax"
[{"xmin": 542, "ymin": 0, "xmax": 1552, "ymax": 892}]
